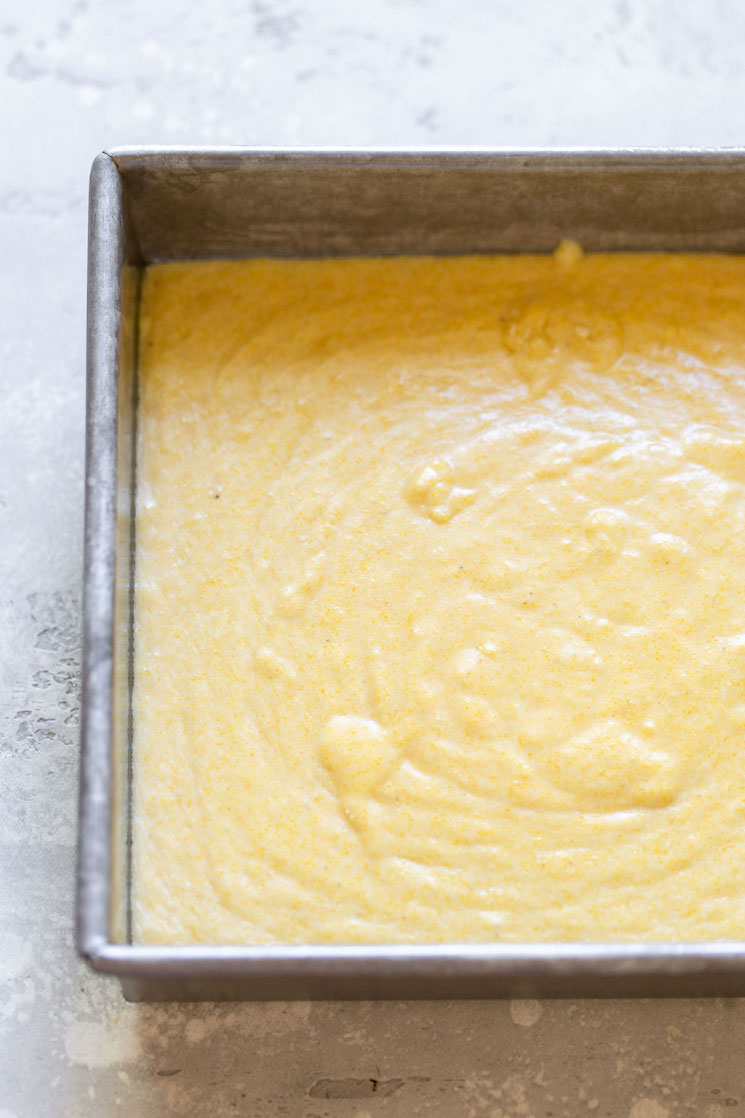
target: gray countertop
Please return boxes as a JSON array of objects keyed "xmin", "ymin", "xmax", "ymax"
[{"xmin": 3, "ymin": 1, "xmax": 745, "ymax": 1114}]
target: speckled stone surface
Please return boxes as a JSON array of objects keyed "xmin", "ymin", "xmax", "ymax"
[{"xmin": 4, "ymin": 1, "xmax": 745, "ymax": 1115}]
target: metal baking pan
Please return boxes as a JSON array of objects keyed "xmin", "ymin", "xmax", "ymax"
[{"xmin": 79, "ymin": 146, "xmax": 745, "ymax": 1001}]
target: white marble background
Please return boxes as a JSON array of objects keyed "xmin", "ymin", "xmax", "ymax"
[{"xmin": 3, "ymin": 1, "xmax": 745, "ymax": 1115}]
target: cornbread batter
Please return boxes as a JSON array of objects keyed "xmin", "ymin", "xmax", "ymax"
[{"xmin": 134, "ymin": 247, "xmax": 745, "ymax": 944}]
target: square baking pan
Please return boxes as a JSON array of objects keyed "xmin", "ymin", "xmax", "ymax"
[{"xmin": 79, "ymin": 146, "xmax": 745, "ymax": 1001}]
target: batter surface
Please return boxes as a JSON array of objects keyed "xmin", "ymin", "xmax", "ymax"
[{"xmin": 134, "ymin": 247, "xmax": 745, "ymax": 944}]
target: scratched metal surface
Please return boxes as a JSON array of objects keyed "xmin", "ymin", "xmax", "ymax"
[{"xmin": 4, "ymin": 0, "xmax": 745, "ymax": 1114}]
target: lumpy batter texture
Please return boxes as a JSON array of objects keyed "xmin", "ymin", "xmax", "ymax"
[{"xmin": 134, "ymin": 248, "xmax": 745, "ymax": 944}]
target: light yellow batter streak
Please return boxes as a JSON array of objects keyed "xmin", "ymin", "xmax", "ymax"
[{"xmin": 134, "ymin": 248, "xmax": 745, "ymax": 945}]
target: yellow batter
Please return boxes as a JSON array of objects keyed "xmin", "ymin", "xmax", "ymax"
[{"xmin": 134, "ymin": 246, "xmax": 745, "ymax": 945}]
